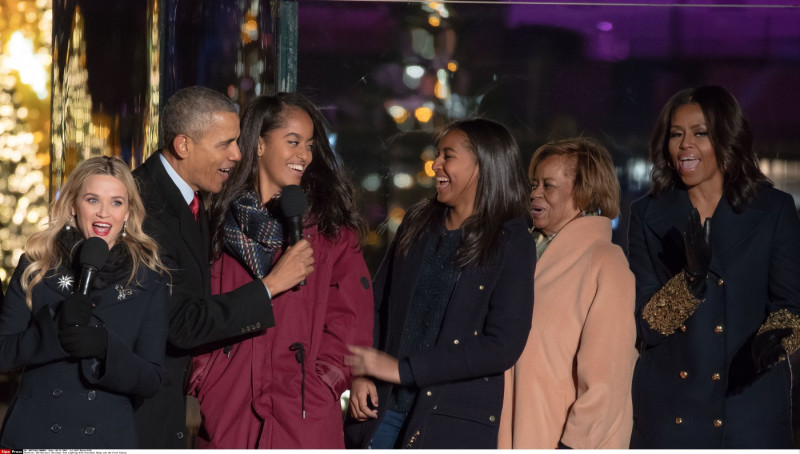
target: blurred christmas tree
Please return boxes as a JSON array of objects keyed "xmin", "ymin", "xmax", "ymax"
[{"xmin": 0, "ymin": 0, "xmax": 52, "ymax": 288}]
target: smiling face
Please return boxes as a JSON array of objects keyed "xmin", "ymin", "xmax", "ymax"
[
  {"xmin": 433, "ymin": 129, "xmax": 479, "ymax": 217},
  {"xmin": 181, "ymin": 111, "xmax": 241, "ymax": 194},
  {"xmin": 257, "ymin": 106, "xmax": 314, "ymax": 201},
  {"xmin": 529, "ymin": 154, "xmax": 580, "ymax": 236},
  {"xmin": 668, "ymin": 103, "xmax": 723, "ymax": 193},
  {"xmin": 73, "ymin": 174, "xmax": 130, "ymax": 249}
]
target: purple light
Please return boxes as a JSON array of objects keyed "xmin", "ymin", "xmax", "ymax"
[{"xmin": 597, "ymin": 21, "xmax": 613, "ymax": 32}]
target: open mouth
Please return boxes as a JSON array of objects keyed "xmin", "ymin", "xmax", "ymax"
[
  {"xmin": 92, "ymin": 222, "xmax": 112, "ymax": 236},
  {"xmin": 678, "ymin": 157, "xmax": 699, "ymax": 172},
  {"xmin": 288, "ymin": 163, "xmax": 305, "ymax": 174},
  {"xmin": 218, "ymin": 167, "xmax": 232, "ymax": 178},
  {"xmin": 436, "ymin": 177, "xmax": 450, "ymax": 188}
]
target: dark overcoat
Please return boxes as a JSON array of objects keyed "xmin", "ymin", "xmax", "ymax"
[
  {"xmin": 132, "ymin": 153, "xmax": 274, "ymax": 447},
  {"xmin": 345, "ymin": 217, "xmax": 535, "ymax": 449},
  {"xmin": 0, "ymin": 258, "xmax": 168, "ymax": 448},
  {"xmin": 627, "ymin": 185, "xmax": 800, "ymax": 448}
]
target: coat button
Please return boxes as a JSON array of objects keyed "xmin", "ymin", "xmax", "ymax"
[
  {"xmin": 675, "ymin": 417, "xmax": 683, "ymax": 425},
  {"xmin": 714, "ymin": 325, "xmax": 723, "ymax": 334},
  {"xmin": 52, "ymin": 388, "xmax": 63, "ymax": 398},
  {"xmin": 84, "ymin": 426, "xmax": 95, "ymax": 435},
  {"xmin": 489, "ymin": 415, "xmax": 496, "ymax": 422},
  {"xmin": 473, "ymin": 330, "xmax": 479, "ymax": 336},
  {"xmin": 679, "ymin": 371, "xmax": 688, "ymax": 379},
  {"xmin": 177, "ymin": 431, "xmax": 184, "ymax": 439},
  {"xmin": 716, "ymin": 279, "xmax": 724, "ymax": 286},
  {"xmin": 713, "ymin": 419, "xmax": 723, "ymax": 428},
  {"xmin": 453, "ymin": 339, "xmax": 460, "ymax": 345},
  {"xmin": 479, "ymin": 285, "xmax": 484, "ymax": 290},
  {"xmin": 711, "ymin": 372, "xmax": 721, "ymax": 381},
  {"xmin": 426, "ymin": 391, "xmax": 432, "ymax": 396},
  {"xmin": 87, "ymin": 390, "xmax": 96, "ymax": 400},
  {"xmin": 680, "ymin": 324, "xmax": 687, "ymax": 332},
  {"xmin": 51, "ymin": 423, "xmax": 62, "ymax": 433},
  {"xmin": 256, "ymin": 322, "xmax": 261, "ymax": 329}
]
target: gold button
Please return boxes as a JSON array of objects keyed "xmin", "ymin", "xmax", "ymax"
[
  {"xmin": 680, "ymin": 325, "xmax": 687, "ymax": 332},
  {"xmin": 679, "ymin": 371, "xmax": 688, "ymax": 379},
  {"xmin": 717, "ymin": 279, "xmax": 724, "ymax": 286},
  {"xmin": 426, "ymin": 391, "xmax": 432, "ymax": 396},
  {"xmin": 479, "ymin": 285, "xmax": 484, "ymax": 290},
  {"xmin": 711, "ymin": 372, "xmax": 721, "ymax": 381},
  {"xmin": 714, "ymin": 325, "xmax": 723, "ymax": 334},
  {"xmin": 453, "ymin": 339, "xmax": 459, "ymax": 345},
  {"xmin": 675, "ymin": 417, "xmax": 683, "ymax": 425},
  {"xmin": 713, "ymin": 419, "xmax": 723, "ymax": 428},
  {"xmin": 489, "ymin": 415, "xmax": 496, "ymax": 422}
]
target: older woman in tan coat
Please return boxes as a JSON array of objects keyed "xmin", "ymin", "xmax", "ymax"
[{"xmin": 498, "ymin": 138, "xmax": 637, "ymax": 449}]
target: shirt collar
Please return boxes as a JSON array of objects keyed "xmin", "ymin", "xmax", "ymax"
[{"xmin": 159, "ymin": 152, "xmax": 196, "ymax": 205}]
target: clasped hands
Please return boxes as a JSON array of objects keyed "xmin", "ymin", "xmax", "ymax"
[{"xmin": 58, "ymin": 293, "xmax": 107, "ymax": 359}]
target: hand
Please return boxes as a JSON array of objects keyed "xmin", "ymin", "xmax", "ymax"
[
  {"xmin": 59, "ymin": 325, "xmax": 108, "ymax": 359},
  {"xmin": 752, "ymin": 328, "xmax": 792, "ymax": 374},
  {"xmin": 59, "ymin": 294, "xmax": 94, "ymax": 329},
  {"xmin": 346, "ymin": 345, "xmax": 401, "ymax": 384},
  {"xmin": 682, "ymin": 208, "xmax": 711, "ymax": 297},
  {"xmin": 348, "ymin": 377, "xmax": 379, "ymax": 421},
  {"xmin": 262, "ymin": 239, "xmax": 314, "ymax": 296}
]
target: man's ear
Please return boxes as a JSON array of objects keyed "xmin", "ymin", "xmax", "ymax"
[{"xmin": 172, "ymin": 134, "xmax": 191, "ymax": 159}]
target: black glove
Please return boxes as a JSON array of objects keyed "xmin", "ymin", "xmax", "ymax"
[
  {"xmin": 682, "ymin": 208, "xmax": 711, "ymax": 298},
  {"xmin": 752, "ymin": 328, "xmax": 792, "ymax": 374},
  {"xmin": 58, "ymin": 293, "xmax": 94, "ymax": 329},
  {"xmin": 59, "ymin": 325, "xmax": 108, "ymax": 359}
]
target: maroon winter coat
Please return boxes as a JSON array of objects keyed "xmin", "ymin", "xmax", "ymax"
[{"xmin": 189, "ymin": 227, "xmax": 373, "ymax": 448}]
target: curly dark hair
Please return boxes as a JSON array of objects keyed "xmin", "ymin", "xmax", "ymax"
[
  {"xmin": 649, "ymin": 85, "xmax": 771, "ymax": 212},
  {"xmin": 208, "ymin": 93, "xmax": 366, "ymax": 260}
]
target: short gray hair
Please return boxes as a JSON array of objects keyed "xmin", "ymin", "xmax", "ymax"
[{"xmin": 160, "ymin": 86, "xmax": 237, "ymax": 150}]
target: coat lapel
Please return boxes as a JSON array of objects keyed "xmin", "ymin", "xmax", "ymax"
[{"xmin": 708, "ymin": 196, "xmax": 768, "ymax": 266}]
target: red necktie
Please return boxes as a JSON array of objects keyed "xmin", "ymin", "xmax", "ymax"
[{"xmin": 189, "ymin": 193, "xmax": 200, "ymax": 221}]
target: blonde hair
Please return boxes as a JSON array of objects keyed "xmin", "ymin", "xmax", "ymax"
[
  {"xmin": 528, "ymin": 137, "xmax": 621, "ymax": 219},
  {"xmin": 21, "ymin": 156, "xmax": 166, "ymax": 309}
]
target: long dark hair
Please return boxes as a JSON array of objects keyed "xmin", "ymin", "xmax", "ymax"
[
  {"xmin": 397, "ymin": 118, "xmax": 529, "ymax": 268},
  {"xmin": 649, "ymin": 85, "xmax": 771, "ymax": 212},
  {"xmin": 209, "ymin": 93, "xmax": 366, "ymax": 260}
]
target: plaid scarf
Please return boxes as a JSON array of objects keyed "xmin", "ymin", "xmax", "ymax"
[{"xmin": 223, "ymin": 190, "xmax": 283, "ymax": 278}]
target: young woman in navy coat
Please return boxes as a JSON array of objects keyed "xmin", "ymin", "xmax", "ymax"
[
  {"xmin": 0, "ymin": 156, "xmax": 169, "ymax": 448},
  {"xmin": 628, "ymin": 86, "xmax": 800, "ymax": 448},
  {"xmin": 344, "ymin": 118, "xmax": 535, "ymax": 449}
]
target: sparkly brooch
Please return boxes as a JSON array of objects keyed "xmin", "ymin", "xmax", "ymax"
[
  {"xmin": 115, "ymin": 284, "xmax": 133, "ymax": 301},
  {"xmin": 57, "ymin": 274, "xmax": 74, "ymax": 292}
]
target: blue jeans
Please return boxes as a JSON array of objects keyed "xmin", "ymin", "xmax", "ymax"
[{"xmin": 369, "ymin": 409, "xmax": 407, "ymax": 449}]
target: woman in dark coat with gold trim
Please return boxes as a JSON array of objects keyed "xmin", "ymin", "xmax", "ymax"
[{"xmin": 628, "ymin": 85, "xmax": 800, "ymax": 448}]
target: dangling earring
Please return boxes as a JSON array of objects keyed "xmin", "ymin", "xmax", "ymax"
[
  {"xmin": 66, "ymin": 213, "xmax": 76, "ymax": 230},
  {"xmin": 121, "ymin": 220, "xmax": 127, "ymax": 238}
]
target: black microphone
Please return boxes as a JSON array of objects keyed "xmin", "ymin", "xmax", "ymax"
[
  {"xmin": 280, "ymin": 185, "xmax": 308, "ymax": 286},
  {"xmin": 77, "ymin": 237, "xmax": 110, "ymax": 296}
]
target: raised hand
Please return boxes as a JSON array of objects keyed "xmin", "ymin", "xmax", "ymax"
[
  {"xmin": 682, "ymin": 207, "xmax": 711, "ymax": 297},
  {"xmin": 262, "ymin": 239, "xmax": 314, "ymax": 296}
]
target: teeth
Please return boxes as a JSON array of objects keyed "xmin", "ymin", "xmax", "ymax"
[{"xmin": 288, "ymin": 164, "xmax": 304, "ymax": 172}]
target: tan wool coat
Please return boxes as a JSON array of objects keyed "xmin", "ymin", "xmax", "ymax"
[{"xmin": 498, "ymin": 216, "xmax": 637, "ymax": 449}]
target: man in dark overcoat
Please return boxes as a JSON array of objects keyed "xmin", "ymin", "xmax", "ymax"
[{"xmin": 132, "ymin": 86, "xmax": 313, "ymax": 448}]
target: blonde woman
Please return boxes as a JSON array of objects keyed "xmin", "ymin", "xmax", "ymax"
[{"xmin": 0, "ymin": 156, "xmax": 169, "ymax": 449}]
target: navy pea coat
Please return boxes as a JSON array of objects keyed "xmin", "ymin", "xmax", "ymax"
[
  {"xmin": 0, "ymin": 258, "xmax": 168, "ymax": 449},
  {"xmin": 627, "ymin": 185, "xmax": 800, "ymax": 448},
  {"xmin": 345, "ymin": 217, "xmax": 535, "ymax": 449}
]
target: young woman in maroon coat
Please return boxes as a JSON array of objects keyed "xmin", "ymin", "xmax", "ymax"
[{"xmin": 188, "ymin": 93, "xmax": 373, "ymax": 448}]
